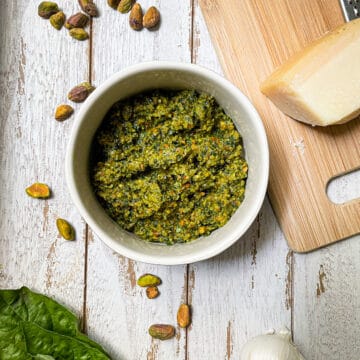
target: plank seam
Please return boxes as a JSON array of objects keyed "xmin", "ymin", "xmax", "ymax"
[
  {"xmin": 82, "ymin": 17, "xmax": 93, "ymax": 334},
  {"xmin": 290, "ymin": 251, "xmax": 294, "ymax": 341},
  {"xmin": 88, "ymin": 18, "xmax": 94, "ymax": 85},
  {"xmin": 82, "ymin": 223, "xmax": 89, "ymax": 333},
  {"xmin": 185, "ymin": 264, "xmax": 189, "ymax": 360},
  {"xmin": 190, "ymin": 0, "xmax": 196, "ymax": 64}
]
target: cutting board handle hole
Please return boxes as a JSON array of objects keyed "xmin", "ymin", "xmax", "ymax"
[{"xmin": 326, "ymin": 168, "xmax": 360, "ymax": 204}]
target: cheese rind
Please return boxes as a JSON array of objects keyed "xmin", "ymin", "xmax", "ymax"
[{"xmin": 260, "ymin": 18, "xmax": 360, "ymax": 126}]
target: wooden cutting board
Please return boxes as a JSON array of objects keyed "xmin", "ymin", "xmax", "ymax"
[{"xmin": 199, "ymin": 0, "xmax": 360, "ymax": 252}]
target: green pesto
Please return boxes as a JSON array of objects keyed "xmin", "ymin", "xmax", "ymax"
[{"xmin": 91, "ymin": 90, "xmax": 248, "ymax": 245}]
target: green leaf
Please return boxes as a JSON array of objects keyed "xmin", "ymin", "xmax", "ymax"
[{"xmin": 0, "ymin": 287, "xmax": 111, "ymax": 360}]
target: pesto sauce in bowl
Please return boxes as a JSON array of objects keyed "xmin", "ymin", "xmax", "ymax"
[{"xmin": 91, "ymin": 89, "xmax": 248, "ymax": 245}]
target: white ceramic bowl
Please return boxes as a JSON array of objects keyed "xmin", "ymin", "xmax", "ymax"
[{"xmin": 65, "ymin": 61, "xmax": 269, "ymax": 265}]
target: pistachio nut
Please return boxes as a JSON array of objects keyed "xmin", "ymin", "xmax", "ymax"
[
  {"xmin": 55, "ymin": 104, "xmax": 74, "ymax": 121},
  {"xmin": 68, "ymin": 82, "xmax": 95, "ymax": 102},
  {"xmin": 146, "ymin": 286, "xmax": 159, "ymax": 299},
  {"xmin": 137, "ymin": 273, "xmax": 161, "ymax": 287},
  {"xmin": 38, "ymin": 1, "xmax": 59, "ymax": 19},
  {"xmin": 69, "ymin": 28, "xmax": 89, "ymax": 41},
  {"xmin": 177, "ymin": 304, "xmax": 191, "ymax": 328},
  {"xmin": 56, "ymin": 218, "xmax": 75, "ymax": 241},
  {"xmin": 129, "ymin": 3, "xmax": 143, "ymax": 31},
  {"xmin": 149, "ymin": 324, "xmax": 175, "ymax": 340},
  {"xmin": 78, "ymin": 0, "xmax": 99, "ymax": 17},
  {"xmin": 65, "ymin": 12, "xmax": 89, "ymax": 29},
  {"xmin": 50, "ymin": 11, "xmax": 65, "ymax": 30},
  {"xmin": 107, "ymin": 0, "xmax": 120, "ymax": 9},
  {"xmin": 143, "ymin": 6, "xmax": 160, "ymax": 29},
  {"xmin": 26, "ymin": 183, "xmax": 51, "ymax": 199},
  {"xmin": 117, "ymin": 0, "xmax": 134, "ymax": 14}
]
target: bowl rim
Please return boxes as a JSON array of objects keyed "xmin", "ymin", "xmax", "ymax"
[{"xmin": 65, "ymin": 61, "xmax": 269, "ymax": 265}]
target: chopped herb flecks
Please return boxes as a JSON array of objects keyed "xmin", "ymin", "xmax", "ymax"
[{"xmin": 91, "ymin": 90, "xmax": 248, "ymax": 244}]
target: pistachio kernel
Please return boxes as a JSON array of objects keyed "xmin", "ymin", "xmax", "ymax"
[
  {"xmin": 149, "ymin": 324, "xmax": 175, "ymax": 340},
  {"xmin": 143, "ymin": 6, "xmax": 160, "ymax": 29},
  {"xmin": 26, "ymin": 183, "xmax": 51, "ymax": 199},
  {"xmin": 146, "ymin": 286, "xmax": 159, "ymax": 299},
  {"xmin": 49, "ymin": 11, "xmax": 66, "ymax": 30},
  {"xmin": 129, "ymin": 3, "xmax": 143, "ymax": 31},
  {"xmin": 78, "ymin": 0, "xmax": 99, "ymax": 17},
  {"xmin": 55, "ymin": 104, "xmax": 74, "ymax": 121},
  {"xmin": 117, "ymin": 0, "xmax": 134, "ymax": 14},
  {"xmin": 107, "ymin": 0, "xmax": 120, "ymax": 9},
  {"xmin": 69, "ymin": 28, "xmax": 89, "ymax": 41},
  {"xmin": 65, "ymin": 12, "xmax": 89, "ymax": 29},
  {"xmin": 56, "ymin": 218, "xmax": 75, "ymax": 241},
  {"xmin": 68, "ymin": 82, "xmax": 95, "ymax": 102},
  {"xmin": 38, "ymin": 1, "xmax": 59, "ymax": 19},
  {"xmin": 137, "ymin": 273, "xmax": 161, "ymax": 287},
  {"xmin": 177, "ymin": 304, "xmax": 191, "ymax": 328}
]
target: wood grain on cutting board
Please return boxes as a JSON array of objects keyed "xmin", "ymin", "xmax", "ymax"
[{"xmin": 199, "ymin": 0, "xmax": 360, "ymax": 252}]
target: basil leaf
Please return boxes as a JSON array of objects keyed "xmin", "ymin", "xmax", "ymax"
[{"xmin": 0, "ymin": 287, "xmax": 111, "ymax": 359}]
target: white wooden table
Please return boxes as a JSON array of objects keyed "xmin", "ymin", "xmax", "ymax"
[{"xmin": 1, "ymin": 1, "xmax": 360, "ymax": 359}]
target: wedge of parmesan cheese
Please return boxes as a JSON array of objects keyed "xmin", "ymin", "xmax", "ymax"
[{"xmin": 260, "ymin": 18, "xmax": 360, "ymax": 126}]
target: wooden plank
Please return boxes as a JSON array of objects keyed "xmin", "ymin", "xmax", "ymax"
[
  {"xmin": 2, "ymin": 3, "xmax": 360, "ymax": 360},
  {"xmin": 85, "ymin": 1, "xmax": 192, "ymax": 358},
  {"xmin": 0, "ymin": 0, "xmax": 88, "ymax": 316},
  {"xmin": 293, "ymin": 175, "xmax": 360, "ymax": 359},
  {"xmin": 198, "ymin": 0, "xmax": 360, "ymax": 252},
  {"xmin": 186, "ymin": 3, "xmax": 292, "ymax": 358}
]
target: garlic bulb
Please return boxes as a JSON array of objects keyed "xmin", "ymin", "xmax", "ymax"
[{"xmin": 240, "ymin": 328, "xmax": 305, "ymax": 360}]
